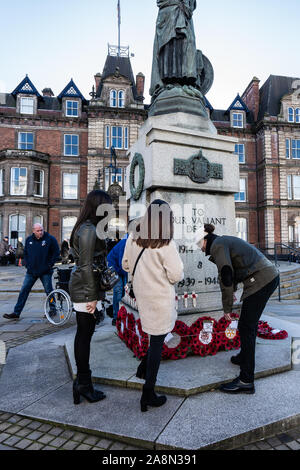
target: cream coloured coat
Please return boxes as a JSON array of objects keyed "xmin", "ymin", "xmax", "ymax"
[{"xmin": 122, "ymin": 235, "xmax": 184, "ymax": 336}]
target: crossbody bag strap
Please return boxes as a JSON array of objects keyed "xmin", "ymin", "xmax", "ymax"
[{"xmin": 132, "ymin": 248, "xmax": 146, "ymax": 277}]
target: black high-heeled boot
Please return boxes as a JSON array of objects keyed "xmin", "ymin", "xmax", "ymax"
[
  {"xmin": 73, "ymin": 371, "xmax": 106, "ymax": 405},
  {"xmin": 136, "ymin": 353, "xmax": 148, "ymax": 379},
  {"xmin": 140, "ymin": 386, "xmax": 167, "ymax": 412}
]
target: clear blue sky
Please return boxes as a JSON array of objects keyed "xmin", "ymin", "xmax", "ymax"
[{"xmin": 1, "ymin": 0, "xmax": 300, "ymax": 109}]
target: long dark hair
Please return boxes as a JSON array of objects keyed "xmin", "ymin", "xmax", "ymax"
[
  {"xmin": 70, "ymin": 190, "xmax": 112, "ymax": 247},
  {"xmin": 135, "ymin": 199, "xmax": 174, "ymax": 249}
]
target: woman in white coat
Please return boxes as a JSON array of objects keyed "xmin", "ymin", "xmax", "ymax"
[{"xmin": 122, "ymin": 200, "xmax": 184, "ymax": 412}]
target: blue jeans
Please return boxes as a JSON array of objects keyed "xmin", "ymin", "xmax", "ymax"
[
  {"xmin": 14, "ymin": 272, "xmax": 54, "ymax": 317},
  {"xmin": 113, "ymin": 275, "xmax": 127, "ymax": 320}
]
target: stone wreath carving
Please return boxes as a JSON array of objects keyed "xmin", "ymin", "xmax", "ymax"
[{"xmin": 129, "ymin": 153, "xmax": 145, "ymax": 201}]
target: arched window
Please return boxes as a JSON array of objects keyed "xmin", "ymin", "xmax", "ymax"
[
  {"xmin": 288, "ymin": 107, "xmax": 294, "ymax": 122},
  {"xmin": 110, "ymin": 90, "xmax": 117, "ymax": 107},
  {"xmin": 296, "ymin": 108, "xmax": 300, "ymax": 123},
  {"xmin": 118, "ymin": 90, "xmax": 125, "ymax": 108},
  {"xmin": 9, "ymin": 214, "xmax": 26, "ymax": 248}
]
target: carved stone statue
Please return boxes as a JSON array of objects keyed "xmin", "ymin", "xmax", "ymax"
[{"xmin": 149, "ymin": 0, "xmax": 214, "ymax": 116}]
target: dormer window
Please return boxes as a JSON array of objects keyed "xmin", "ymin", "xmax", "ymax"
[
  {"xmin": 20, "ymin": 97, "xmax": 35, "ymax": 115},
  {"xmin": 288, "ymin": 107, "xmax": 300, "ymax": 123},
  {"xmin": 110, "ymin": 90, "xmax": 117, "ymax": 107},
  {"xmin": 110, "ymin": 89, "xmax": 125, "ymax": 108},
  {"xmin": 118, "ymin": 90, "xmax": 125, "ymax": 108},
  {"xmin": 232, "ymin": 112, "xmax": 244, "ymax": 128},
  {"xmin": 66, "ymin": 100, "xmax": 79, "ymax": 117}
]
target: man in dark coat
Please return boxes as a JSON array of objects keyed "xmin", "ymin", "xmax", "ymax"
[
  {"xmin": 3, "ymin": 224, "xmax": 60, "ymax": 320},
  {"xmin": 199, "ymin": 224, "xmax": 279, "ymax": 394}
]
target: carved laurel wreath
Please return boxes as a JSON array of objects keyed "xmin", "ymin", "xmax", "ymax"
[{"xmin": 129, "ymin": 153, "xmax": 145, "ymax": 201}]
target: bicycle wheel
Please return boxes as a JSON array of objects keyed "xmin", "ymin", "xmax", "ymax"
[{"xmin": 44, "ymin": 289, "xmax": 72, "ymax": 326}]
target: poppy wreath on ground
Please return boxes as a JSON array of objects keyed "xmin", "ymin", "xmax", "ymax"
[
  {"xmin": 119, "ymin": 311, "xmax": 135, "ymax": 349},
  {"xmin": 131, "ymin": 318, "xmax": 149, "ymax": 359},
  {"xmin": 257, "ymin": 321, "xmax": 288, "ymax": 340},
  {"xmin": 190, "ymin": 316, "xmax": 219, "ymax": 357},
  {"xmin": 116, "ymin": 306, "xmax": 128, "ymax": 341},
  {"xmin": 161, "ymin": 320, "xmax": 191, "ymax": 360},
  {"xmin": 216, "ymin": 314, "xmax": 241, "ymax": 352}
]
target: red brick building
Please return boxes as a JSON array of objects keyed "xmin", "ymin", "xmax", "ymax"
[
  {"xmin": 210, "ymin": 75, "xmax": 300, "ymax": 251},
  {"xmin": 0, "ymin": 75, "xmax": 88, "ymax": 247},
  {"xmin": 1, "ymin": 66, "xmax": 300, "ymax": 252}
]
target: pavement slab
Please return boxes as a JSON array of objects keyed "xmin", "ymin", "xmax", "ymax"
[
  {"xmin": 20, "ymin": 382, "xmax": 184, "ymax": 449},
  {"xmin": 0, "ymin": 340, "xmax": 71, "ymax": 414},
  {"xmin": 156, "ymin": 370, "xmax": 300, "ymax": 450}
]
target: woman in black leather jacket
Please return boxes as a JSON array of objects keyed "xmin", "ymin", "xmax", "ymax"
[{"xmin": 69, "ymin": 190, "xmax": 112, "ymax": 405}]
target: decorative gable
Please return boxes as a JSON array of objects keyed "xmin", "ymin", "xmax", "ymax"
[
  {"xmin": 11, "ymin": 75, "xmax": 41, "ymax": 97},
  {"xmin": 228, "ymin": 94, "xmax": 250, "ymax": 113},
  {"xmin": 58, "ymin": 79, "xmax": 85, "ymax": 101}
]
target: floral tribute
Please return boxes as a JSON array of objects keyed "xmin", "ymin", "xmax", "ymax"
[
  {"xmin": 257, "ymin": 321, "xmax": 288, "ymax": 340},
  {"xmin": 116, "ymin": 307, "xmax": 288, "ymax": 361}
]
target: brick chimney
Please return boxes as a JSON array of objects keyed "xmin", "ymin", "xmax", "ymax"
[
  {"xmin": 42, "ymin": 88, "xmax": 54, "ymax": 97},
  {"xmin": 136, "ymin": 72, "xmax": 145, "ymax": 100},
  {"xmin": 94, "ymin": 73, "xmax": 102, "ymax": 91},
  {"xmin": 242, "ymin": 77, "xmax": 260, "ymax": 121}
]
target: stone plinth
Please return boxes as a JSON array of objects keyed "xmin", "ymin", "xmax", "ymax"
[{"xmin": 126, "ymin": 112, "xmax": 239, "ymax": 314}]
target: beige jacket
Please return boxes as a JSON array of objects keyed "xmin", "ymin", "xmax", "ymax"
[{"xmin": 122, "ymin": 235, "xmax": 184, "ymax": 336}]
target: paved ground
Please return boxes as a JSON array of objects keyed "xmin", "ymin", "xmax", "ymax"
[{"xmin": 0, "ymin": 263, "xmax": 300, "ymax": 451}]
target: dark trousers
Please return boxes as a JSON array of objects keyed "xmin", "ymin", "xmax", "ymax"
[
  {"xmin": 145, "ymin": 334, "xmax": 167, "ymax": 389},
  {"xmin": 14, "ymin": 272, "xmax": 54, "ymax": 316},
  {"xmin": 74, "ymin": 311, "xmax": 97, "ymax": 375},
  {"xmin": 238, "ymin": 275, "xmax": 279, "ymax": 383}
]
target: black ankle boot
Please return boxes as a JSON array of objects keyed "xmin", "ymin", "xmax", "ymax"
[
  {"xmin": 73, "ymin": 371, "xmax": 106, "ymax": 405},
  {"xmin": 136, "ymin": 354, "xmax": 148, "ymax": 379},
  {"xmin": 140, "ymin": 386, "xmax": 167, "ymax": 412}
]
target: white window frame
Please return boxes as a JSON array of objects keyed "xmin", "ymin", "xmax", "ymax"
[
  {"xmin": 288, "ymin": 107, "xmax": 294, "ymax": 123},
  {"xmin": 64, "ymin": 134, "xmax": 79, "ymax": 156},
  {"xmin": 292, "ymin": 139, "xmax": 300, "ymax": 159},
  {"xmin": 110, "ymin": 90, "xmax": 117, "ymax": 107},
  {"xmin": 9, "ymin": 214, "xmax": 26, "ymax": 248},
  {"xmin": 232, "ymin": 112, "xmax": 244, "ymax": 128},
  {"xmin": 235, "ymin": 143, "xmax": 245, "ymax": 164},
  {"xmin": 286, "ymin": 138, "xmax": 291, "ymax": 159},
  {"xmin": 287, "ymin": 175, "xmax": 300, "ymax": 200},
  {"xmin": 62, "ymin": 216, "xmax": 77, "ymax": 242},
  {"xmin": 18, "ymin": 132, "xmax": 34, "ymax": 150},
  {"xmin": 104, "ymin": 167, "xmax": 123, "ymax": 191},
  {"xmin": 33, "ymin": 169, "xmax": 44, "ymax": 197},
  {"xmin": 105, "ymin": 126, "xmax": 128, "ymax": 150},
  {"xmin": 10, "ymin": 167, "xmax": 27, "ymax": 196},
  {"xmin": 235, "ymin": 178, "xmax": 247, "ymax": 202},
  {"xmin": 236, "ymin": 217, "xmax": 248, "ymax": 241},
  {"xmin": 0, "ymin": 169, "xmax": 4, "ymax": 196},
  {"xmin": 63, "ymin": 173, "xmax": 78, "ymax": 200},
  {"xmin": 20, "ymin": 97, "xmax": 35, "ymax": 115},
  {"xmin": 66, "ymin": 100, "xmax": 79, "ymax": 117},
  {"xmin": 118, "ymin": 90, "xmax": 125, "ymax": 108},
  {"xmin": 296, "ymin": 108, "xmax": 300, "ymax": 124}
]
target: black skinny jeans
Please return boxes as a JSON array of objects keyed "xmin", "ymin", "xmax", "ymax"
[
  {"xmin": 145, "ymin": 334, "xmax": 167, "ymax": 390},
  {"xmin": 74, "ymin": 310, "xmax": 97, "ymax": 375},
  {"xmin": 238, "ymin": 275, "xmax": 279, "ymax": 383}
]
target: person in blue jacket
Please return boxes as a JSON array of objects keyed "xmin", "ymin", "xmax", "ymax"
[
  {"xmin": 107, "ymin": 234, "xmax": 128, "ymax": 326},
  {"xmin": 3, "ymin": 224, "xmax": 60, "ymax": 320}
]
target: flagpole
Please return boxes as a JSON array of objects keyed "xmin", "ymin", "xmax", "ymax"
[{"xmin": 118, "ymin": 0, "xmax": 121, "ymax": 56}]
